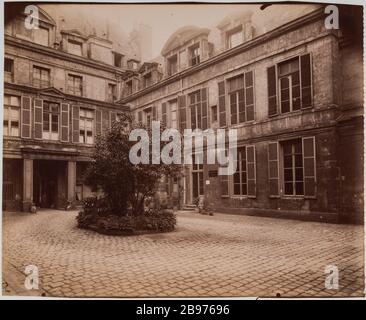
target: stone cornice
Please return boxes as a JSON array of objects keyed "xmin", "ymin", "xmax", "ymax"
[
  {"xmin": 5, "ymin": 35, "xmax": 126, "ymax": 76},
  {"xmin": 118, "ymin": 7, "xmax": 327, "ymax": 104}
]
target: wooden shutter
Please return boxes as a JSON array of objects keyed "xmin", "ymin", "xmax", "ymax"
[
  {"xmin": 178, "ymin": 95, "xmax": 187, "ymax": 131},
  {"xmin": 102, "ymin": 110, "xmax": 109, "ymax": 134},
  {"xmin": 161, "ymin": 102, "xmax": 167, "ymax": 127},
  {"xmin": 268, "ymin": 142, "xmax": 280, "ymax": 197},
  {"xmin": 267, "ymin": 65, "xmax": 278, "ymax": 116},
  {"xmin": 300, "ymin": 53, "xmax": 312, "ymax": 108},
  {"xmin": 201, "ymin": 88, "xmax": 208, "ymax": 130},
  {"xmin": 246, "ymin": 145, "xmax": 256, "ymax": 197},
  {"xmin": 33, "ymin": 98, "xmax": 43, "ymax": 140},
  {"xmin": 218, "ymin": 81, "xmax": 226, "ymax": 127},
  {"xmin": 302, "ymin": 136, "xmax": 316, "ymax": 197},
  {"xmin": 72, "ymin": 105, "xmax": 79, "ymax": 143},
  {"xmin": 245, "ymin": 71, "xmax": 254, "ymax": 121},
  {"xmin": 21, "ymin": 96, "xmax": 31, "ymax": 138},
  {"xmin": 96, "ymin": 110, "xmax": 102, "ymax": 135},
  {"xmin": 61, "ymin": 103, "xmax": 69, "ymax": 142}
]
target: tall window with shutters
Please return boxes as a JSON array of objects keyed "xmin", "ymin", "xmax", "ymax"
[
  {"xmin": 228, "ymin": 71, "xmax": 254, "ymax": 125},
  {"xmin": 3, "ymin": 95, "xmax": 20, "ymax": 137},
  {"xmin": 79, "ymin": 108, "xmax": 94, "ymax": 144},
  {"xmin": 42, "ymin": 101, "xmax": 60, "ymax": 141},
  {"xmin": 233, "ymin": 145, "xmax": 256, "ymax": 197},
  {"xmin": 267, "ymin": 53, "xmax": 312, "ymax": 117}
]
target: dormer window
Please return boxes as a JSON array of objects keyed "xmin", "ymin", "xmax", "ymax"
[
  {"xmin": 143, "ymin": 72, "xmax": 152, "ymax": 88},
  {"xmin": 227, "ymin": 25, "xmax": 243, "ymax": 49},
  {"xmin": 113, "ymin": 52, "xmax": 123, "ymax": 68},
  {"xmin": 68, "ymin": 39, "xmax": 83, "ymax": 56},
  {"xmin": 125, "ymin": 80, "xmax": 133, "ymax": 96},
  {"xmin": 189, "ymin": 43, "xmax": 200, "ymax": 66},
  {"xmin": 167, "ymin": 55, "xmax": 178, "ymax": 76},
  {"xmin": 33, "ymin": 26, "xmax": 49, "ymax": 47}
]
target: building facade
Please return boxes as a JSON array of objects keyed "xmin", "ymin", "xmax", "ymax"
[
  {"xmin": 3, "ymin": 5, "xmax": 131, "ymax": 211},
  {"xmin": 118, "ymin": 4, "xmax": 363, "ymax": 223}
]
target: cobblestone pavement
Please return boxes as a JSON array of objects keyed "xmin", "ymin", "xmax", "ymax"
[{"xmin": 2, "ymin": 210, "xmax": 365, "ymax": 298}]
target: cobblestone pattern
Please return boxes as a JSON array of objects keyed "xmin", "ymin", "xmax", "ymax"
[{"xmin": 2, "ymin": 210, "xmax": 365, "ymax": 298}]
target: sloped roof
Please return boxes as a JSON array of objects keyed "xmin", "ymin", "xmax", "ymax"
[{"xmin": 161, "ymin": 25, "xmax": 210, "ymax": 56}]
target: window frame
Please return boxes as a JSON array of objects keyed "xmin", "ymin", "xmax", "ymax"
[
  {"xmin": 42, "ymin": 101, "xmax": 60, "ymax": 141},
  {"xmin": 4, "ymin": 57, "xmax": 14, "ymax": 82},
  {"xmin": 189, "ymin": 43, "xmax": 201, "ymax": 66},
  {"xmin": 3, "ymin": 95, "xmax": 20, "ymax": 137},
  {"xmin": 79, "ymin": 108, "xmax": 94, "ymax": 144},
  {"xmin": 33, "ymin": 65, "xmax": 51, "ymax": 88},
  {"xmin": 167, "ymin": 54, "xmax": 178, "ymax": 76},
  {"xmin": 226, "ymin": 25, "xmax": 243, "ymax": 49},
  {"xmin": 67, "ymin": 73, "xmax": 83, "ymax": 96}
]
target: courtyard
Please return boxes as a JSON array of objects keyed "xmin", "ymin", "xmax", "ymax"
[{"xmin": 2, "ymin": 210, "xmax": 364, "ymax": 298}]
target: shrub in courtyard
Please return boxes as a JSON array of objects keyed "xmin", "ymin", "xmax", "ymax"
[{"xmin": 76, "ymin": 114, "xmax": 180, "ymax": 235}]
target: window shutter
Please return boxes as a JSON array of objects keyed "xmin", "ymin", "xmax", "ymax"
[
  {"xmin": 267, "ymin": 65, "xmax": 278, "ymax": 116},
  {"xmin": 218, "ymin": 81, "xmax": 226, "ymax": 127},
  {"xmin": 72, "ymin": 105, "xmax": 79, "ymax": 143},
  {"xmin": 268, "ymin": 142, "xmax": 280, "ymax": 197},
  {"xmin": 102, "ymin": 110, "xmax": 109, "ymax": 134},
  {"xmin": 300, "ymin": 53, "xmax": 312, "ymax": 108},
  {"xmin": 152, "ymin": 106, "xmax": 157, "ymax": 121},
  {"xmin": 161, "ymin": 102, "xmax": 167, "ymax": 127},
  {"xmin": 302, "ymin": 136, "xmax": 316, "ymax": 197},
  {"xmin": 96, "ymin": 110, "xmax": 102, "ymax": 135},
  {"xmin": 21, "ymin": 96, "xmax": 31, "ymax": 138},
  {"xmin": 178, "ymin": 95, "xmax": 187, "ymax": 130},
  {"xmin": 138, "ymin": 111, "xmax": 143, "ymax": 124},
  {"xmin": 110, "ymin": 111, "xmax": 117, "ymax": 125},
  {"xmin": 33, "ymin": 98, "xmax": 43, "ymax": 139},
  {"xmin": 201, "ymin": 88, "xmax": 208, "ymax": 130},
  {"xmin": 246, "ymin": 145, "xmax": 256, "ymax": 197},
  {"xmin": 61, "ymin": 103, "xmax": 69, "ymax": 142},
  {"xmin": 245, "ymin": 71, "xmax": 254, "ymax": 121}
]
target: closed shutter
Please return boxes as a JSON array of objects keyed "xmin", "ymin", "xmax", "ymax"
[
  {"xmin": 246, "ymin": 145, "xmax": 256, "ymax": 197},
  {"xmin": 302, "ymin": 136, "xmax": 316, "ymax": 197},
  {"xmin": 268, "ymin": 142, "xmax": 280, "ymax": 197},
  {"xmin": 61, "ymin": 103, "xmax": 69, "ymax": 142},
  {"xmin": 161, "ymin": 102, "xmax": 167, "ymax": 126},
  {"xmin": 178, "ymin": 95, "xmax": 187, "ymax": 130},
  {"xmin": 244, "ymin": 71, "xmax": 254, "ymax": 121},
  {"xmin": 267, "ymin": 65, "xmax": 278, "ymax": 116},
  {"xmin": 21, "ymin": 96, "xmax": 31, "ymax": 138},
  {"xmin": 201, "ymin": 88, "xmax": 208, "ymax": 130},
  {"xmin": 218, "ymin": 81, "xmax": 226, "ymax": 127},
  {"xmin": 72, "ymin": 105, "xmax": 80, "ymax": 143},
  {"xmin": 102, "ymin": 110, "xmax": 109, "ymax": 134},
  {"xmin": 96, "ymin": 110, "xmax": 102, "ymax": 135},
  {"xmin": 33, "ymin": 98, "xmax": 43, "ymax": 140},
  {"xmin": 300, "ymin": 53, "xmax": 312, "ymax": 108}
]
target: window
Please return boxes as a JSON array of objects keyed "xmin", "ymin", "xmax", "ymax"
[
  {"xmin": 125, "ymin": 80, "xmax": 133, "ymax": 96},
  {"xmin": 143, "ymin": 72, "xmax": 152, "ymax": 88},
  {"xmin": 189, "ymin": 44, "xmax": 200, "ymax": 66},
  {"xmin": 33, "ymin": 66, "xmax": 50, "ymax": 88},
  {"xmin": 68, "ymin": 40, "xmax": 83, "ymax": 56},
  {"xmin": 43, "ymin": 101, "xmax": 59, "ymax": 140},
  {"xmin": 167, "ymin": 55, "xmax": 178, "ymax": 76},
  {"xmin": 282, "ymin": 139, "xmax": 304, "ymax": 196},
  {"xmin": 170, "ymin": 100, "xmax": 178, "ymax": 129},
  {"xmin": 192, "ymin": 153, "xmax": 204, "ymax": 198},
  {"xmin": 227, "ymin": 26, "xmax": 243, "ymax": 49},
  {"xmin": 113, "ymin": 52, "xmax": 123, "ymax": 67},
  {"xmin": 228, "ymin": 72, "xmax": 254, "ymax": 124},
  {"xmin": 33, "ymin": 26, "xmax": 49, "ymax": 46},
  {"xmin": 68, "ymin": 74, "xmax": 83, "ymax": 96},
  {"xmin": 144, "ymin": 109, "xmax": 152, "ymax": 128},
  {"xmin": 108, "ymin": 83, "xmax": 117, "ymax": 102},
  {"xmin": 211, "ymin": 105, "xmax": 218, "ymax": 123},
  {"xmin": 233, "ymin": 147, "xmax": 247, "ymax": 195},
  {"xmin": 3, "ymin": 95, "xmax": 20, "ymax": 137},
  {"xmin": 189, "ymin": 90, "xmax": 201, "ymax": 129},
  {"xmin": 4, "ymin": 58, "xmax": 14, "ymax": 82},
  {"xmin": 79, "ymin": 108, "xmax": 94, "ymax": 144},
  {"xmin": 278, "ymin": 57, "xmax": 301, "ymax": 113}
]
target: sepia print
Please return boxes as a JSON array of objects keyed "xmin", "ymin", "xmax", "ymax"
[{"xmin": 2, "ymin": 1, "xmax": 364, "ymax": 299}]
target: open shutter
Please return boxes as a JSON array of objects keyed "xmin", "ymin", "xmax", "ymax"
[
  {"xmin": 96, "ymin": 110, "xmax": 102, "ymax": 135},
  {"xmin": 72, "ymin": 105, "xmax": 79, "ymax": 143},
  {"xmin": 218, "ymin": 81, "xmax": 226, "ymax": 127},
  {"xmin": 268, "ymin": 142, "xmax": 280, "ymax": 197},
  {"xmin": 201, "ymin": 88, "xmax": 208, "ymax": 130},
  {"xmin": 300, "ymin": 53, "xmax": 312, "ymax": 108},
  {"xmin": 267, "ymin": 65, "xmax": 278, "ymax": 116},
  {"xmin": 302, "ymin": 136, "xmax": 316, "ymax": 197},
  {"xmin": 102, "ymin": 110, "xmax": 109, "ymax": 134},
  {"xmin": 178, "ymin": 95, "xmax": 187, "ymax": 131},
  {"xmin": 245, "ymin": 71, "xmax": 254, "ymax": 121},
  {"xmin": 61, "ymin": 103, "xmax": 69, "ymax": 142},
  {"xmin": 21, "ymin": 96, "xmax": 31, "ymax": 138},
  {"xmin": 246, "ymin": 145, "xmax": 256, "ymax": 197},
  {"xmin": 33, "ymin": 98, "xmax": 43, "ymax": 140},
  {"xmin": 161, "ymin": 102, "xmax": 167, "ymax": 127}
]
